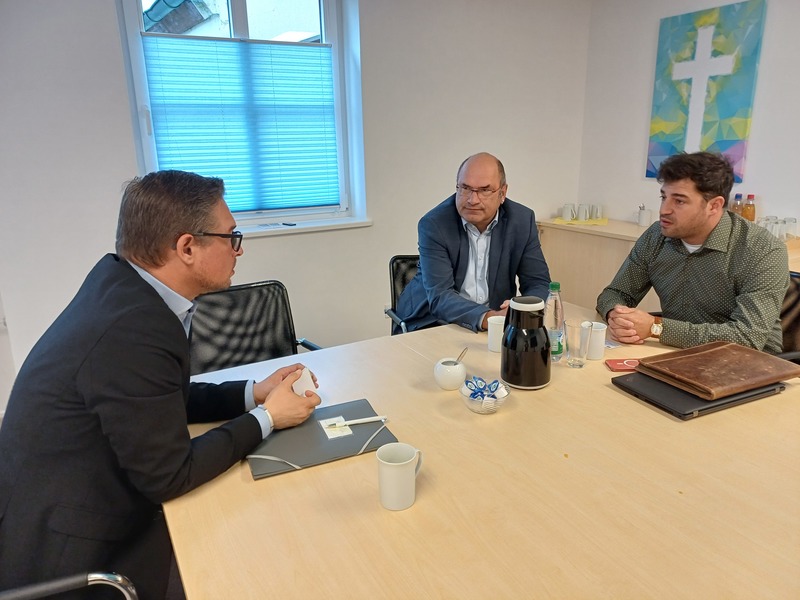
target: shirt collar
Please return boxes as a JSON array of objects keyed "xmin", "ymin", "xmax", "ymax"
[
  {"xmin": 664, "ymin": 210, "xmax": 732, "ymax": 253},
  {"xmin": 461, "ymin": 209, "xmax": 500, "ymax": 235},
  {"xmin": 128, "ymin": 261, "xmax": 196, "ymax": 325},
  {"xmin": 702, "ymin": 210, "xmax": 733, "ymax": 252}
]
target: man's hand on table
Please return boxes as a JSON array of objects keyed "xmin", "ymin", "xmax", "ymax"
[
  {"xmin": 254, "ymin": 364, "xmax": 321, "ymax": 429},
  {"xmin": 606, "ymin": 305, "xmax": 656, "ymax": 345},
  {"xmin": 481, "ymin": 300, "xmax": 511, "ymax": 330}
]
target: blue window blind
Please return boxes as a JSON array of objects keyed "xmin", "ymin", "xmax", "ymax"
[{"xmin": 142, "ymin": 35, "xmax": 340, "ymax": 213}]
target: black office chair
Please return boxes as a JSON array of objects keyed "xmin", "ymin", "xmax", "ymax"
[
  {"xmin": 384, "ymin": 255, "xmax": 420, "ymax": 335},
  {"xmin": 0, "ymin": 572, "xmax": 137, "ymax": 600},
  {"xmin": 779, "ymin": 272, "xmax": 800, "ymax": 363},
  {"xmin": 190, "ymin": 280, "xmax": 321, "ymax": 375}
]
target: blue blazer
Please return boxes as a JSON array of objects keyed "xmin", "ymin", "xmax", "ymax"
[{"xmin": 397, "ymin": 195, "xmax": 551, "ymax": 332}]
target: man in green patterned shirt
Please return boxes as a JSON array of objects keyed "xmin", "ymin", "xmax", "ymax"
[{"xmin": 596, "ymin": 152, "xmax": 788, "ymax": 353}]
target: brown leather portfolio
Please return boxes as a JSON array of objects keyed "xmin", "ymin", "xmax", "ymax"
[{"xmin": 635, "ymin": 341, "xmax": 800, "ymax": 401}]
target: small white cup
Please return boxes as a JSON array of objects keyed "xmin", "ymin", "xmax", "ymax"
[
  {"xmin": 586, "ymin": 321, "xmax": 607, "ymax": 360},
  {"xmin": 434, "ymin": 358, "xmax": 467, "ymax": 390},
  {"xmin": 487, "ymin": 315, "xmax": 505, "ymax": 352},
  {"xmin": 377, "ymin": 442, "xmax": 423, "ymax": 511},
  {"xmin": 561, "ymin": 203, "xmax": 576, "ymax": 221},
  {"xmin": 591, "ymin": 204, "xmax": 603, "ymax": 220},
  {"xmin": 577, "ymin": 204, "xmax": 590, "ymax": 221},
  {"xmin": 638, "ymin": 209, "xmax": 652, "ymax": 227}
]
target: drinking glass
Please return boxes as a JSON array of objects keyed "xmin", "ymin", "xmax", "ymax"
[{"xmin": 565, "ymin": 320, "xmax": 592, "ymax": 368}]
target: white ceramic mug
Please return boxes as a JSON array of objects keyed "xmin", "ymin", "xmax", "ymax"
[
  {"xmin": 561, "ymin": 203, "xmax": 576, "ymax": 221},
  {"xmin": 577, "ymin": 204, "xmax": 590, "ymax": 221},
  {"xmin": 586, "ymin": 321, "xmax": 607, "ymax": 360},
  {"xmin": 591, "ymin": 204, "xmax": 603, "ymax": 220},
  {"xmin": 487, "ymin": 315, "xmax": 505, "ymax": 352},
  {"xmin": 638, "ymin": 208, "xmax": 652, "ymax": 227},
  {"xmin": 434, "ymin": 358, "xmax": 467, "ymax": 390},
  {"xmin": 377, "ymin": 442, "xmax": 423, "ymax": 511}
]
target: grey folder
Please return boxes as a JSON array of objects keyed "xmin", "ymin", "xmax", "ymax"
[{"xmin": 246, "ymin": 398, "xmax": 397, "ymax": 479}]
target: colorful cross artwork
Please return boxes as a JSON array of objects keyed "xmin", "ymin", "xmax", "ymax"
[{"xmin": 646, "ymin": 0, "xmax": 766, "ymax": 183}]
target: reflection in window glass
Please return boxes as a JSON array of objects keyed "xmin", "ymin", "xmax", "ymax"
[
  {"xmin": 246, "ymin": 0, "xmax": 321, "ymax": 42},
  {"xmin": 141, "ymin": 1, "xmax": 231, "ymax": 37},
  {"xmin": 140, "ymin": 1, "xmax": 322, "ymax": 43}
]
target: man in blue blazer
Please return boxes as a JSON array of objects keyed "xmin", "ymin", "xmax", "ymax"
[
  {"xmin": 0, "ymin": 171, "xmax": 321, "ymax": 599},
  {"xmin": 396, "ymin": 152, "xmax": 551, "ymax": 332}
]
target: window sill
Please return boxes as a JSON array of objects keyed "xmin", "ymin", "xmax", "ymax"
[{"xmin": 237, "ymin": 215, "xmax": 373, "ymax": 238}]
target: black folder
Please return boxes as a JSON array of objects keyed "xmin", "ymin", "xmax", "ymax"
[
  {"xmin": 611, "ymin": 372, "xmax": 786, "ymax": 420},
  {"xmin": 246, "ymin": 398, "xmax": 397, "ymax": 479}
]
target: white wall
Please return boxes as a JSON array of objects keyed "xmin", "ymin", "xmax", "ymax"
[
  {"xmin": 0, "ymin": 0, "xmax": 591, "ymax": 414},
  {"xmin": 0, "ymin": 0, "xmax": 139, "ymax": 414},
  {"xmin": 2, "ymin": 0, "xmax": 798, "ymax": 415},
  {"xmin": 578, "ymin": 0, "xmax": 800, "ymax": 221}
]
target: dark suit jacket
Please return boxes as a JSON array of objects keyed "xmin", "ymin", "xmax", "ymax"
[
  {"xmin": 396, "ymin": 196, "xmax": 551, "ymax": 332},
  {"xmin": 0, "ymin": 255, "xmax": 263, "ymax": 598}
]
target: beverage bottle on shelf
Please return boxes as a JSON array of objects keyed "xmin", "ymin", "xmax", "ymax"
[
  {"xmin": 544, "ymin": 282, "xmax": 565, "ymax": 363},
  {"xmin": 730, "ymin": 193, "xmax": 743, "ymax": 216},
  {"xmin": 741, "ymin": 194, "xmax": 756, "ymax": 222}
]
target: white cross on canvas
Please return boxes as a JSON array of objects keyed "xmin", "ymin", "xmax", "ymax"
[{"xmin": 671, "ymin": 26, "xmax": 735, "ymax": 152}]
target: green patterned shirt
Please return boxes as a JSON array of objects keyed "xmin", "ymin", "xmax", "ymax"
[{"xmin": 596, "ymin": 211, "xmax": 788, "ymax": 353}]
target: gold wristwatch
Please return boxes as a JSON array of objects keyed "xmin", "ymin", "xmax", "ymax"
[{"xmin": 650, "ymin": 316, "xmax": 663, "ymax": 338}]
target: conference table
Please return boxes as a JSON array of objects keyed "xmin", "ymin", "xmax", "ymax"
[
  {"xmin": 789, "ymin": 237, "xmax": 800, "ymax": 274},
  {"xmin": 169, "ymin": 303, "xmax": 800, "ymax": 599}
]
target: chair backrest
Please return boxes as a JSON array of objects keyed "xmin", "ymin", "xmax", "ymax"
[
  {"xmin": 388, "ymin": 255, "xmax": 420, "ymax": 310},
  {"xmin": 781, "ymin": 273, "xmax": 800, "ymax": 353},
  {"xmin": 190, "ymin": 280, "xmax": 299, "ymax": 375}
]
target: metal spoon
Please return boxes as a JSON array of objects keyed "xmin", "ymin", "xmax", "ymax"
[{"xmin": 443, "ymin": 347, "xmax": 469, "ymax": 366}]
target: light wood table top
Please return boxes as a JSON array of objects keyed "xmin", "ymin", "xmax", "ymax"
[
  {"xmin": 170, "ymin": 304, "xmax": 800, "ymax": 599},
  {"xmin": 788, "ymin": 237, "xmax": 800, "ymax": 274}
]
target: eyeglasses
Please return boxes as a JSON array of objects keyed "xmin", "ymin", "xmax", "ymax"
[
  {"xmin": 192, "ymin": 230, "xmax": 243, "ymax": 252},
  {"xmin": 456, "ymin": 185, "xmax": 501, "ymax": 200}
]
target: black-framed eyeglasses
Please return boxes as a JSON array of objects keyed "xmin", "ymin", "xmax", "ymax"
[
  {"xmin": 456, "ymin": 185, "xmax": 501, "ymax": 200},
  {"xmin": 192, "ymin": 230, "xmax": 243, "ymax": 252}
]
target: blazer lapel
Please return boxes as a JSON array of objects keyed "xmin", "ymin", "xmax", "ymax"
[
  {"xmin": 452, "ymin": 207, "xmax": 470, "ymax": 289},
  {"xmin": 487, "ymin": 205, "xmax": 506, "ymax": 297}
]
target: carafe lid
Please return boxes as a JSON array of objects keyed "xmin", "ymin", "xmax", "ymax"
[{"xmin": 509, "ymin": 296, "xmax": 545, "ymax": 312}]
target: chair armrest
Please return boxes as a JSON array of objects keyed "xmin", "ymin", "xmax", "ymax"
[
  {"xmin": 384, "ymin": 308, "xmax": 408, "ymax": 333},
  {"xmin": 297, "ymin": 338, "xmax": 323, "ymax": 352},
  {"xmin": 0, "ymin": 573, "xmax": 137, "ymax": 600},
  {"xmin": 0, "ymin": 573, "xmax": 89, "ymax": 600}
]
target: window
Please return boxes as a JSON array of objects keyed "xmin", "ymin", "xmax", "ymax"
[{"xmin": 119, "ymin": 0, "xmax": 366, "ymax": 232}]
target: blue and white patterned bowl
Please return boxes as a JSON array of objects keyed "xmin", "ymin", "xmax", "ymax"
[{"xmin": 460, "ymin": 376, "xmax": 509, "ymax": 414}]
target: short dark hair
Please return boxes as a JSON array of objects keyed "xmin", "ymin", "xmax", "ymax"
[
  {"xmin": 115, "ymin": 170, "xmax": 225, "ymax": 267},
  {"xmin": 657, "ymin": 151, "xmax": 734, "ymax": 207}
]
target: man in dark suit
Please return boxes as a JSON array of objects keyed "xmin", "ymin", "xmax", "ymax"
[
  {"xmin": 396, "ymin": 152, "xmax": 551, "ymax": 332},
  {"xmin": 0, "ymin": 171, "xmax": 321, "ymax": 598}
]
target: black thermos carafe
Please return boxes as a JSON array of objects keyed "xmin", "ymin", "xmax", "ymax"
[{"xmin": 500, "ymin": 296, "xmax": 551, "ymax": 389}]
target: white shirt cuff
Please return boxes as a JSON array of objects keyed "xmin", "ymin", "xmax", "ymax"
[
  {"xmin": 244, "ymin": 380, "xmax": 256, "ymax": 410},
  {"xmin": 249, "ymin": 406, "xmax": 274, "ymax": 439}
]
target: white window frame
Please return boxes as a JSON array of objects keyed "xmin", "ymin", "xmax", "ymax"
[{"xmin": 116, "ymin": 0, "xmax": 369, "ymax": 237}]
